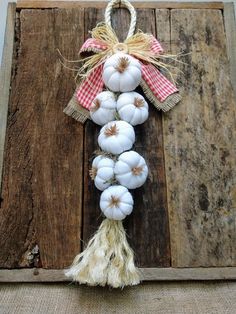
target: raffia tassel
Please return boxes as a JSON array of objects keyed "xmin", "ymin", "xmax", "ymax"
[{"xmin": 65, "ymin": 219, "xmax": 140, "ymax": 288}]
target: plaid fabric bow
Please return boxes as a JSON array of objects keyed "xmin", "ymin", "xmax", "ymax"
[{"xmin": 64, "ymin": 32, "xmax": 181, "ymax": 123}]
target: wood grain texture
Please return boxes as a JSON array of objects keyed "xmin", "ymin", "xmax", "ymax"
[
  {"xmin": 164, "ymin": 9, "xmax": 236, "ymax": 267},
  {"xmin": 1, "ymin": 4, "xmax": 236, "ymax": 275},
  {"xmin": 82, "ymin": 8, "xmax": 171, "ymax": 267},
  {"xmin": 126, "ymin": 9, "xmax": 171, "ymax": 267},
  {"xmin": 0, "ymin": 4, "xmax": 16, "ymax": 194},
  {"xmin": 0, "ymin": 9, "xmax": 85, "ymax": 268},
  {"xmin": 224, "ymin": 3, "xmax": 236, "ymax": 97},
  {"xmin": 82, "ymin": 8, "xmax": 105, "ymax": 245},
  {"xmin": 1, "ymin": 267, "xmax": 236, "ymax": 282},
  {"xmin": 16, "ymin": 1, "xmax": 224, "ymax": 10}
]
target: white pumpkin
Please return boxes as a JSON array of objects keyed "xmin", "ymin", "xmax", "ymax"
[
  {"xmin": 98, "ymin": 120, "xmax": 135, "ymax": 155},
  {"xmin": 114, "ymin": 151, "xmax": 148, "ymax": 189},
  {"xmin": 90, "ymin": 91, "xmax": 117, "ymax": 126},
  {"xmin": 100, "ymin": 185, "xmax": 134, "ymax": 220},
  {"xmin": 102, "ymin": 53, "xmax": 142, "ymax": 92},
  {"xmin": 90, "ymin": 155, "xmax": 115, "ymax": 191},
  {"xmin": 117, "ymin": 92, "xmax": 149, "ymax": 126}
]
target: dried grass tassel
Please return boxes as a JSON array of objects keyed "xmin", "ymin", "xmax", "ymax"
[{"xmin": 65, "ymin": 219, "xmax": 140, "ymax": 288}]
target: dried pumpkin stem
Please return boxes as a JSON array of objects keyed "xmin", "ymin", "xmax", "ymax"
[
  {"xmin": 134, "ymin": 97, "xmax": 144, "ymax": 108},
  {"xmin": 89, "ymin": 167, "xmax": 97, "ymax": 180},
  {"xmin": 132, "ymin": 166, "xmax": 143, "ymax": 176},
  {"xmin": 93, "ymin": 149, "xmax": 117, "ymax": 161},
  {"xmin": 115, "ymin": 57, "xmax": 130, "ymax": 73},
  {"xmin": 109, "ymin": 196, "xmax": 120, "ymax": 208},
  {"xmin": 104, "ymin": 124, "xmax": 118, "ymax": 137},
  {"xmin": 90, "ymin": 98, "xmax": 100, "ymax": 112}
]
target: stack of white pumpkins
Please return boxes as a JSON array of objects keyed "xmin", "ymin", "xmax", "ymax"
[{"xmin": 89, "ymin": 52, "xmax": 149, "ymax": 220}]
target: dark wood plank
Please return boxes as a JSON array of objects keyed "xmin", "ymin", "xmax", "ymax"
[
  {"xmin": 82, "ymin": 8, "xmax": 171, "ymax": 267},
  {"xmin": 0, "ymin": 3, "xmax": 16, "ymax": 193},
  {"xmin": 16, "ymin": 1, "xmax": 224, "ymax": 10},
  {"xmin": 128, "ymin": 9, "xmax": 170, "ymax": 267},
  {"xmin": 82, "ymin": 8, "xmax": 105, "ymax": 246},
  {"xmin": 0, "ymin": 8, "xmax": 85, "ymax": 268},
  {"xmin": 164, "ymin": 9, "xmax": 236, "ymax": 267}
]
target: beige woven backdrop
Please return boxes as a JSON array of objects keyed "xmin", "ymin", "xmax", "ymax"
[{"xmin": 1, "ymin": 281, "xmax": 236, "ymax": 314}]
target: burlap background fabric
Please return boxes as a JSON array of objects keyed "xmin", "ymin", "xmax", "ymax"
[{"xmin": 0, "ymin": 282, "xmax": 236, "ymax": 314}]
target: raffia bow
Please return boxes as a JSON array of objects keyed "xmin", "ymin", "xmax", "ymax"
[{"xmin": 64, "ymin": 24, "xmax": 181, "ymax": 124}]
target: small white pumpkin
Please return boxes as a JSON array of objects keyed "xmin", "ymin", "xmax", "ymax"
[
  {"xmin": 100, "ymin": 185, "xmax": 134, "ymax": 220},
  {"xmin": 117, "ymin": 92, "xmax": 149, "ymax": 126},
  {"xmin": 102, "ymin": 53, "xmax": 142, "ymax": 92},
  {"xmin": 90, "ymin": 155, "xmax": 115, "ymax": 191},
  {"xmin": 98, "ymin": 120, "xmax": 135, "ymax": 155},
  {"xmin": 90, "ymin": 91, "xmax": 117, "ymax": 126},
  {"xmin": 114, "ymin": 151, "xmax": 148, "ymax": 189}
]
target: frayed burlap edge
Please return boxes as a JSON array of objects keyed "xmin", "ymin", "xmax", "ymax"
[
  {"xmin": 63, "ymin": 91, "xmax": 90, "ymax": 124},
  {"xmin": 140, "ymin": 79, "xmax": 182, "ymax": 112},
  {"xmin": 64, "ymin": 80, "xmax": 181, "ymax": 124}
]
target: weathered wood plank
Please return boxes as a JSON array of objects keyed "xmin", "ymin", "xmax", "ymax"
[
  {"xmin": 82, "ymin": 8, "xmax": 171, "ymax": 267},
  {"xmin": 0, "ymin": 9, "xmax": 85, "ymax": 268},
  {"xmin": 82, "ymin": 8, "xmax": 105, "ymax": 246},
  {"xmin": 224, "ymin": 3, "xmax": 236, "ymax": 97},
  {"xmin": 0, "ymin": 3, "xmax": 16, "ymax": 195},
  {"xmin": 125, "ymin": 9, "xmax": 171, "ymax": 267},
  {"xmin": 16, "ymin": 1, "xmax": 224, "ymax": 10},
  {"xmin": 1, "ymin": 267, "xmax": 236, "ymax": 282},
  {"xmin": 164, "ymin": 9, "xmax": 236, "ymax": 267}
]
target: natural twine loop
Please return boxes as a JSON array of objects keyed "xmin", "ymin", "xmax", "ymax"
[{"xmin": 105, "ymin": 0, "xmax": 137, "ymax": 39}]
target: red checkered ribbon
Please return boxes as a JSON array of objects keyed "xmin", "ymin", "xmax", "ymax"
[{"xmin": 77, "ymin": 36, "xmax": 178, "ymax": 110}]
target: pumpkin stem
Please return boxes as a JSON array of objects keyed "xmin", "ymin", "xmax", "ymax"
[
  {"xmin": 115, "ymin": 57, "xmax": 130, "ymax": 73},
  {"xmin": 90, "ymin": 98, "xmax": 100, "ymax": 112},
  {"xmin": 109, "ymin": 196, "xmax": 120, "ymax": 208},
  {"xmin": 134, "ymin": 97, "xmax": 145, "ymax": 108},
  {"xmin": 104, "ymin": 124, "xmax": 118, "ymax": 137},
  {"xmin": 132, "ymin": 166, "xmax": 143, "ymax": 176},
  {"xmin": 94, "ymin": 149, "xmax": 117, "ymax": 161},
  {"xmin": 89, "ymin": 167, "xmax": 97, "ymax": 180},
  {"xmin": 104, "ymin": 177, "xmax": 117, "ymax": 185}
]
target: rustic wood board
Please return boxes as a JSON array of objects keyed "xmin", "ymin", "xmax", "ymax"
[
  {"xmin": 0, "ymin": 4, "xmax": 16, "ymax": 197},
  {"xmin": 16, "ymin": 1, "xmax": 225, "ymax": 10},
  {"xmin": 0, "ymin": 2, "xmax": 236, "ymax": 281},
  {"xmin": 224, "ymin": 3, "xmax": 236, "ymax": 97},
  {"xmin": 0, "ymin": 8, "xmax": 85, "ymax": 269},
  {"xmin": 164, "ymin": 8, "xmax": 236, "ymax": 267},
  {"xmin": 1, "ymin": 267, "xmax": 236, "ymax": 282}
]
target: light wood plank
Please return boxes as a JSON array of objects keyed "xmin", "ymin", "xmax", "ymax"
[
  {"xmin": 0, "ymin": 4, "xmax": 16, "ymax": 194},
  {"xmin": 0, "ymin": 267, "xmax": 236, "ymax": 282},
  {"xmin": 164, "ymin": 9, "xmax": 236, "ymax": 267},
  {"xmin": 224, "ymin": 2, "xmax": 236, "ymax": 97},
  {"xmin": 16, "ymin": 1, "xmax": 224, "ymax": 9}
]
